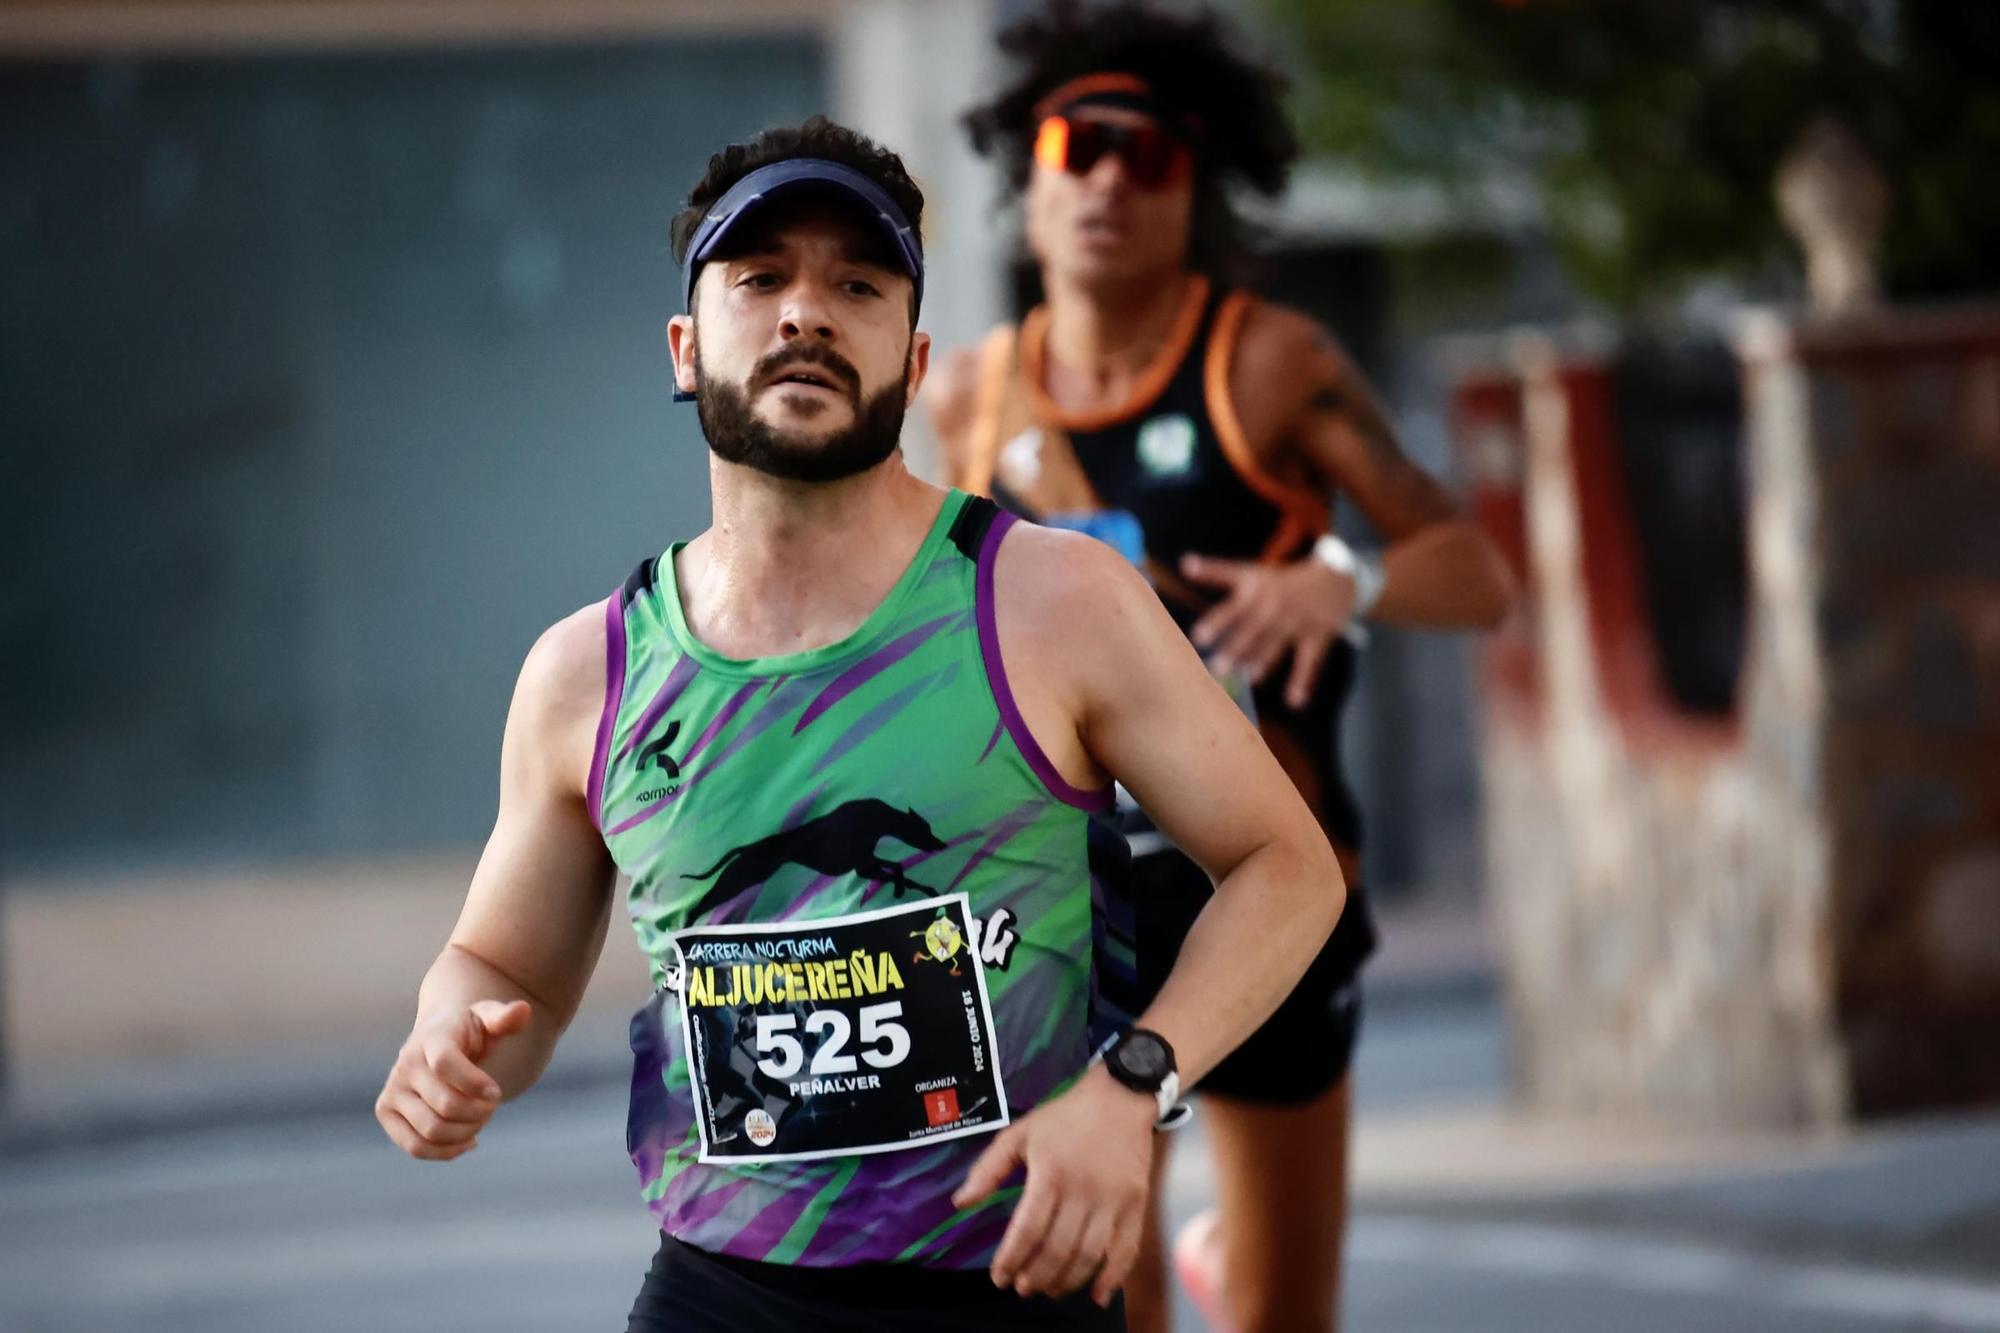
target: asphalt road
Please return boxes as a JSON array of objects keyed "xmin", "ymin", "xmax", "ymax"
[{"xmin": 3, "ymin": 996, "xmax": 1997, "ymax": 1332}]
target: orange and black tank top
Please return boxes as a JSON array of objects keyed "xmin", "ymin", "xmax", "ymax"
[{"xmin": 958, "ymin": 277, "xmax": 1373, "ymax": 886}]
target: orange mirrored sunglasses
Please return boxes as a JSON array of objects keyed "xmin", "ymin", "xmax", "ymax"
[{"xmin": 1033, "ymin": 115, "xmax": 1192, "ymax": 189}]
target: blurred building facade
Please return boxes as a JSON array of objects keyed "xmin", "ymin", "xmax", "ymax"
[
  {"xmin": 0, "ymin": 0, "xmax": 1018, "ymax": 1075},
  {"xmin": 1451, "ymin": 307, "xmax": 2000, "ymax": 1127},
  {"xmin": 4, "ymin": 0, "xmax": 1510, "ymax": 1081},
  {"xmin": 0, "ymin": 0, "xmax": 1003, "ymax": 879},
  {"xmin": 3, "ymin": 3, "xmax": 1503, "ymax": 868}
]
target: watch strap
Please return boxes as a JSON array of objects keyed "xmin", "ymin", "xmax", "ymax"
[
  {"xmin": 1092, "ymin": 1032, "xmax": 1187, "ymax": 1130},
  {"xmin": 1313, "ymin": 534, "xmax": 1387, "ymax": 619}
]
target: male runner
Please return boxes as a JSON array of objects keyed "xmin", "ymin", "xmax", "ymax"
[
  {"xmin": 929, "ymin": 8, "xmax": 1515, "ymax": 1332},
  {"xmin": 374, "ymin": 117, "xmax": 1346, "ymax": 1333}
]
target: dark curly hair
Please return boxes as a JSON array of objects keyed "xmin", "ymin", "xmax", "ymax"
[
  {"xmin": 670, "ymin": 116, "xmax": 926, "ymax": 323},
  {"xmin": 961, "ymin": 2, "xmax": 1299, "ymax": 276}
]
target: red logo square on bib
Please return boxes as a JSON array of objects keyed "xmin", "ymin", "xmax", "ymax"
[{"xmin": 924, "ymin": 1088, "xmax": 960, "ymax": 1127}]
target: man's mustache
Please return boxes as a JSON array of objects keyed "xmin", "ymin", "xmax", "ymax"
[{"xmin": 752, "ymin": 345, "xmax": 861, "ymax": 396}]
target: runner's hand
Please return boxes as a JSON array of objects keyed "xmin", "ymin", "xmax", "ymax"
[
  {"xmin": 1182, "ymin": 552, "xmax": 1357, "ymax": 709},
  {"xmin": 375, "ymin": 999, "xmax": 532, "ymax": 1161},
  {"xmin": 952, "ymin": 1064, "xmax": 1157, "ymax": 1306}
]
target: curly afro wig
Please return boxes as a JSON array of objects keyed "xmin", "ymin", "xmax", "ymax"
[{"xmin": 962, "ymin": 1, "xmax": 1299, "ymax": 276}]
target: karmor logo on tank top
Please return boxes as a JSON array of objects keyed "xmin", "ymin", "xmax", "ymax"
[
  {"xmin": 1136, "ymin": 413, "xmax": 1198, "ymax": 480},
  {"xmin": 634, "ymin": 720, "xmax": 684, "ymax": 802}
]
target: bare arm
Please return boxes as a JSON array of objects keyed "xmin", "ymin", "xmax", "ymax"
[
  {"xmin": 1259, "ymin": 304, "xmax": 1515, "ymax": 627},
  {"xmin": 1183, "ymin": 304, "xmax": 1515, "ymax": 705},
  {"xmin": 376, "ymin": 602, "xmax": 617, "ymax": 1159},
  {"xmin": 1040, "ymin": 534, "xmax": 1345, "ymax": 1083},
  {"xmin": 955, "ymin": 527, "xmax": 1343, "ymax": 1302}
]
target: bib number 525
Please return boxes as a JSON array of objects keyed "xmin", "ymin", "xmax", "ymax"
[{"xmin": 754, "ymin": 1002, "xmax": 912, "ymax": 1081}]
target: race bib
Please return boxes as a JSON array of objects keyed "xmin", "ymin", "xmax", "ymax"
[{"xmin": 671, "ymin": 895, "xmax": 1010, "ymax": 1164}]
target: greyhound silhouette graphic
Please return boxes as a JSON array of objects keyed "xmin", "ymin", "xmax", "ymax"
[{"xmin": 681, "ymin": 799, "xmax": 947, "ymax": 919}]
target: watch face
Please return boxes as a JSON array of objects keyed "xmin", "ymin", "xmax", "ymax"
[{"xmin": 1115, "ymin": 1032, "xmax": 1172, "ymax": 1084}]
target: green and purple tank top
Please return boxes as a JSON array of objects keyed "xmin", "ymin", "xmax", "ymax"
[{"xmin": 591, "ymin": 490, "xmax": 1117, "ymax": 1269}]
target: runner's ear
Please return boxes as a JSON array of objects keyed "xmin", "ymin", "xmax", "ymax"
[
  {"xmin": 903, "ymin": 330, "xmax": 932, "ymax": 407},
  {"xmin": 668, "ymin": 314, "xmax": 699, "ymax": 398}
]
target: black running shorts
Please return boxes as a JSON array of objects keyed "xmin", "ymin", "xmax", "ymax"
[
  {"xmin": 1132, "ymin": 847, "xmax": 1369, "ymax": 1105},
  {"xmin": 627, "ymin": 1233, "xmax": 1126, "ymax": 1333}
]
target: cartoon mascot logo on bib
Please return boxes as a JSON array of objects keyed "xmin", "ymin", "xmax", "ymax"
[{"xmin": 911, "ymin": 909, "xmax": 967, "ymax": 976}]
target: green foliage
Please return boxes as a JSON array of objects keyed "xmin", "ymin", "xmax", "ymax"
[{"xmin": 1263, "ymin": 0, "xmax": 2000, "ymax": 305}]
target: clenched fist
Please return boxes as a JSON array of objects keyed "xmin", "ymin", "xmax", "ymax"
[{"xmin": 375, "ymin": 999, "xmax": 531, "ymax": 1161}]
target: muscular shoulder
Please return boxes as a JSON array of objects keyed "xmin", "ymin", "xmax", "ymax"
[
  {"xmin": 1235, "ymin": 297, "xmax": 1333, "ymax": 368},
  {"xmin": 1224, "ymin": 296, "xmax": 1352, "ymax": 451},
  {"xmin": 992, "ymin": 521, "xmax": 1179, "ymax": 708},
  {"xmin": 510, "ymin": 599, "xmax": 611, "ymax": 799},
  {"xmin": 522, "ymin": 600, "xmax": 608, "ymax": 717}
]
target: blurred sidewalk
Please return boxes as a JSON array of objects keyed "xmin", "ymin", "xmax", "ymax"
[
  {"xmin": 7, "ymin": 875, "xmax": 1999, "ymax": 1327},
  {"xmin": 9, "ymin": 874, "xmax": 2000, "ymax": 1303},
  {"xmin": 0, "ymin": 873, "xmax": 1491, "ymax": 1151},
  {"xmin": 1343, "ymin": 999, "xmax": 2000, "ymax": 1321},
  {"xmin": 1352, "ymin": 1107, "xmax": 2000, "ymax": 1282},
  {"xmin": 1334, "ymin": 993, "xmax": 2000, "ymax": 1311},
  {"xmin": 0, "ymin": 854, "xmax": 652, "ymax": 1153}
]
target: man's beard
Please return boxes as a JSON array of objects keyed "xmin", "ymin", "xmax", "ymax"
[{"xmin": 696, "ymin": 342, "xmax": 909, "ymax": 484}]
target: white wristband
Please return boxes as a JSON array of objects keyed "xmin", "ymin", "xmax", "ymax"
[{"xmin": 1312, "ymin": 534, "xmax": 1387, "ymax": 619}]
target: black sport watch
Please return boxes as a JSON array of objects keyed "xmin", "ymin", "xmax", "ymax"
[{"xmin": 1097, "ymin": 1029, "xmax": 1183, "ymax": 1127}]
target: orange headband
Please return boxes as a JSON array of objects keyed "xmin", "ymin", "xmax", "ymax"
[{"xmin": 1031, "ymin": 73, "xmax": 1156, "ymax": 123}]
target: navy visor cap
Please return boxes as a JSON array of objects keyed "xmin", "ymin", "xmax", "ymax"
[{"xmin": 678, "ymin": 158, "xmax": 924, "ymax": 316}]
